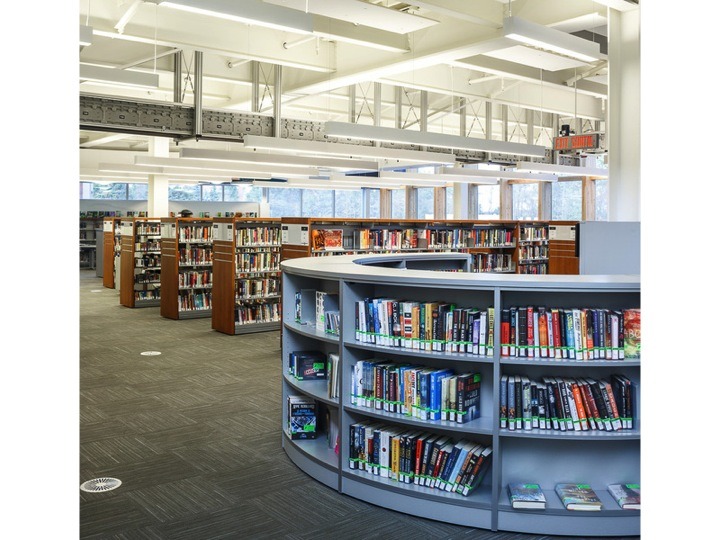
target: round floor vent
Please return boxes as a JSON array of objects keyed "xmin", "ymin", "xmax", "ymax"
[{"xmin": 80, "ymin": 477, "xmax": 122, "ymax": 493}]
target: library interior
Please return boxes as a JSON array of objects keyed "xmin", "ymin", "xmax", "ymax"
[{"xmin": 25, "ymin": 0, "xmax": 679, "ymax": 537}]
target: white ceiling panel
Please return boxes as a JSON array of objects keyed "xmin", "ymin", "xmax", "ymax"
[
  {"xmin": 483, "ymin": 45, "xmax": 589, "ymax": 72},
  {"xmin": 263, "ymin": 0, "xmax": 439, "ymax": 34}
]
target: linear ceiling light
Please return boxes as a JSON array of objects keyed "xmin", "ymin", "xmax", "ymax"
[
  {"xmin": 377, "ymin": 172, "xmax": 448, "ymax": 187},
  {"xmin": 515, "ymin": 161, "xmax": 608, "ymax": 178},
  {"xmin": 155, "ymin": 0, "xmax": 314, "ymax": 34},
  {"xmin": 324, "ymin": 122, "xmax": 547, "ymax": 158},
  {"xmin": 242, "ymin": 135, "xmax": 457, "ymax": 165},
  {"xmin": 133, "ymin": 156, "xmax": 319, "ymax": 177},
  {"xmin": 80, "ymin": 64, "xmax": 159, "ymax": 89},
  {"xmin": 80, "ymin": 25, "xmax": 93, "ymax": 47},
  {"xmin": 439, "ymin": 167, "xmax": 558, "ymax": 182},
  {"xmin": 179, "ymin": 147, "xmax": 377, "ymax": 172},
  {"xmin": 503, "ymin": 16, "xmax": 602, "ymax": 63}
]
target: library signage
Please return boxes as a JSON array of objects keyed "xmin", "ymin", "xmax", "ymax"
[{"xmin": 553, "ymin": 134, "xmax": 599, "ymax": 151}]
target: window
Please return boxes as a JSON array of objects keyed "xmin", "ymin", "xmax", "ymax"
[
  {"xmin": 595, "ymin": 179, "xmax": 609, "ymax": 221},
  {"xmin": 416, "ymin": 187, "xmax": 434, "ymax": 219},
  {"xmin": 512, "ymin": 183, "xmax": 539, "ymax": 220},
  {"xmin": 168, "ymin": 184, "xmax": 200, "ymax": 201},
  {"xmin": 391, "ymin": 189, "xmax": 406, "ymax": 219},
  {"xmin": 269, "ymin": 188, "xmax": 301, "ymax": 217},
  {"xmin": 364, "ymin": 188, "xmax": 380, "ymax": 218},
  {"xmin": 201, "ymin": 184, "xmax": 223, "ymax": 202},
  {"xmin": 127, "ymin": 183, "xmax": 148, "ymax": 200},
  {"xmin": 82, "ymin": 182, "xmax": 127, "ymax": 200},
  {"xmin": 552, "ymin": 180, "xmax": 582, "ymax": 220},
  {"xmin": 223, "ymin": 184, "xmax": 262, "ymax": 202},
  {"xmin": 445, "ymin": 186, "xmax": 454, "ymax": 219},
  {"xmin": 302, "ymin": 189, "xmax": 334, "ymax": 217},
  {"xmin": 477, "ymin": 185, "xmax": 500, "ymax": 219},
  {"xmin": 334, "ymin": 189, "xmax": 362, "ymax": 218}
]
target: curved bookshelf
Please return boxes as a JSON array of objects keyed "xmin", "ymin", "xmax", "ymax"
[{"xmin": 280, "ymin": 252, "xmax": 640, "ymax": 536}]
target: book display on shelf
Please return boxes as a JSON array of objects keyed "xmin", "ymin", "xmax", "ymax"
[
  {"xmin": 80, "ymin": 216, "xmax": 103, "ymax": 270},
  {"xmin": 507, "ymin": 483, "xmax": 547, "ymax": 510},
  {"xmin": 160, "ymin": 217, "xmax": 214, "ymax": 320},
  {"xmin": 281, "ymin": 252, "xmax": 639, "ymax": 535},
  {"xmin": 518, "ymin": 223, "xmax": 549, "ymax": 275},
  {"xmin": 555, "ymin": 483, "xmax": 603, "ymax": 511},
  {"xmin": 211, "ymin": 217, "xmax": 282, "ymax": 335},
  {"xmin": 119, "ymin": 218, "xmax": 162, "ymax": 308},
  {"xmin": 288, "ymin": 396, "xmax": 318, "ymax": 440},
  {"xmin": 607, "ymin": 483, "xmax": 640, "ymax": 510}
]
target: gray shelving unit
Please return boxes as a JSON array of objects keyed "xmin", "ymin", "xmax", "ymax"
[{"xmin": 280, "ymin": 253, "xmax": 640, "ymax": 536}]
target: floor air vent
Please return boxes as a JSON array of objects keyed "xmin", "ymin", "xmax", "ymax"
[{"xmin": 80, "ymin": 477, "xmax": 122, "ymax": 493}]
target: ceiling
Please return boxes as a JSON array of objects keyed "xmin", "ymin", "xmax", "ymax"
[{"xmin": 79, "ymin": 0, "xmax": 638, "ymax": 185}]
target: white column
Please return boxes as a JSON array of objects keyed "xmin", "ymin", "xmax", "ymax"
[
  {"xmin": 147, "ymin": 137, "xmax": 169, "ymax": 218},
  {"xmin": 608, "ymin": 8, "xmax": 640, "ymax": 221},
  {"xmin": 453, "ymin": 182, "xmax": 469, "ymax": 219}
]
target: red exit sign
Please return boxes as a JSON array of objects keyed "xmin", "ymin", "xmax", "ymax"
[{"xmin": 553, "ymin": 134, "xmax": 599, "ymax": 151}]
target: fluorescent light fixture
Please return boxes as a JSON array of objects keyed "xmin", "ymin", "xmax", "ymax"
[
  {"xmin": 80, "ymin": 64, "xmax": 159, "ymax": 89},
  {"xmin": 439, "ymin": 166, "xmax": 558, "ymax": 182},
  {"xmin": 242, "ymin": 135, "xmax": 457, "ymax": 165},
  {"xmin": 80, "ymin": 25, "xmax": 93, "ymax": 47},
  {"xmin": 324, "ymin": 122, "xmax": 547, "ymax": 158},
  {"xmin": 156, "ymin": 0, "xmax": 314, "ymax": 34},
  {"xmin": 179, "ymin": 147, "xmax": 377, "ymax": 172},
  {"xmin": 264, "ymin": 0, "xmax": 438, "ymax": 34},
  {"xmin": 503, "ymin": 16, "xmax": 602, "ymax": 63},
  {"xmin": 133, "ymin": 156, "xmax": 319, "ymax": 177},
  {"xmin": 515, "ymin": 161, "xmax": 609, "ymax": 178},
  {"xmin": 377, "ymin": 172, "xmax": 448, "ymax": 187}
]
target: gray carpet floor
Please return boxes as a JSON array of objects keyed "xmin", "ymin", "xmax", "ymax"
[{"xmin": 79, "ymin": 269, "xmax": 639, "ymax": 539}]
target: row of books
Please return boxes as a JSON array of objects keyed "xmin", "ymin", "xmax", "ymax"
[
  {"xmin": 518, "ymin": 226, "xmax": 548, "ymax": 242},
  {"xmin": 500, "ymin": 374, "xmax": 634, "ymax": 432},
  {"xmin": 518, "ymin": 263, "xmax": 548, "ymax": 274},
  {"xmin": 178, "ymin": 225, "xmax": 212, "ymax": 242},
  {"xmin": 135, "ymin": 290, "xmax": 160, "ymax": 301},
  {"xmin": 178, "ymin": 290, "xmax": 211, "ymax": 312},
  {"xmin": 136, "ymin": 224, "xmax": 161, "ymax": 235},
  {"xmin": 179, "ymin": 247, "xmax": 213, "ymax": 266},
  {"xmin": 135, "ymin": 254, "xmax": 161, "ymax": 268},
  {"xmin": 518, "ymin": 245, "xmax": 548, "ymax": 261},
  {"xmin": 236, "ymin": 277, "xmax": 279, "ymax": 298},
  {"xmin": 509, "ymin": 482, "xmax": 640, "ymax": 511},
  {"xmin": 236, "ymin": 303, "xmax": 280, "ymax": 325},
  {"xmin": 349, "ymin": 421, "xmax": 492, "ymax": 496},
  {"xmin": 135, "ymin": 241, "xmax": 161, "ymax": 252},
  {"xmin": 134, "ymin": 270, "xmax": 160, "ymax": 284},
  {"xmin": 472, "ymin": 253, "xmax": 514, "ymax": 273},
  {"xmin": 179, "ymin": 270, "xmax": 212, "ymax": 289},
  {"xmin": 500, "ymin": 307, "xmax": 640, "ymax": 360},
  {"xmin": 354, "ymin": 298, "xmax": 495, "ymax": 356},
  {"xmin": 236, "ymin": 227, "xmax": 281, "ymax": 247},
  {"xmin": 81, "ymin": 211, "xmax": 148, "ymax": 218},
  {"xmin": 235, "ymin": 252, "xmax": 280, "ymax": 273},
  {"xmin": 351, "ymin": 361, "xmax": 482, "ymax": 424}
]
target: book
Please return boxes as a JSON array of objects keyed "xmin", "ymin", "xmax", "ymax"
[
  {"xmin": 623, "ymin": 309, "xmax": 641, "ymax": 359},
  {"xmin": 555, "ymin": 483, "xmax": 603, "ymax": 511},
  {"xmin": 287, "ymin": 395, "xmax": 318, "ymax": 440},
  {"xmin": 507, "ymin": 483, "xmax": 547, "ymax": 510},
  {"xmin": 607, "ymin": 483, "xmax": 641, "ymax": 510},
  {"xmin": 289, "ymin": 350, "xmax": 326, "ymax": 380}
]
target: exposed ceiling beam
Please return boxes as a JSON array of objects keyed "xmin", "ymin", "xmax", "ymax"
[
  {"xmin": 118, "ymin": 48, "xmax": 181, "ymax": 70},
  {"xmin": 405, "ymin": 0, "xmax": 500, "ymax": 28},
  {"xmin": 80, "ymin": 134, "xmax": 134, "ymax": 148},
  {"xmin": 114, "ymin": 0, "xmax": 143, "ymax": 34}
]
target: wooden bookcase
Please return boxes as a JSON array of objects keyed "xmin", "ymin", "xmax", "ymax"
[
  {"xmin": 160, "ymin": 217, "xmax": 214, "ymax": 320},
  {"xmin": 281, "ymin": 218, "xmax": 578, "ymax": 275},
  {"xmin": 548, "ymin": 221, "xmax": 579, "ymax": 275},
  {"xmin": 119, "ymin": 217, "xmax": 162, "ymax": 308},
  {"xmin": 281, "ymin": 252, "xmax": 639, "ymax": 536},
  {"xmin": 211, "ymin": 217, "xmax": 282, "ymax": 335},
  {"xmin": 102, "ymin": 217, "xmax": 122, "ymax": 289}
]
